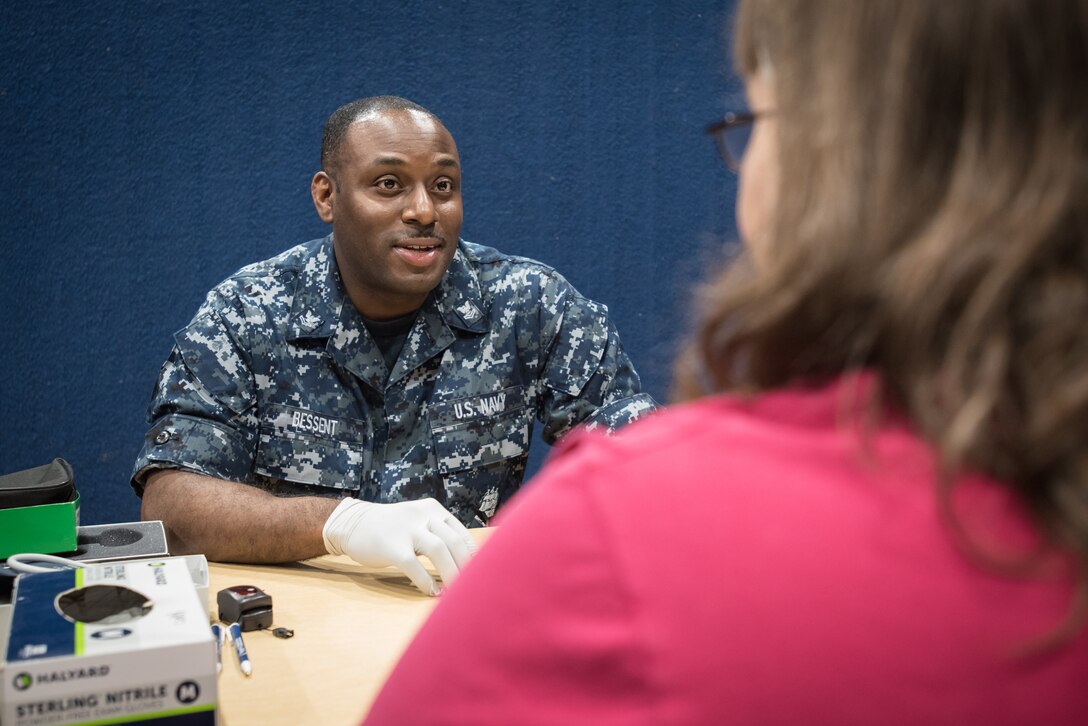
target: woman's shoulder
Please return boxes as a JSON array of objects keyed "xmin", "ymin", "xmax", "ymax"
[{"xmin": 550, "ymin": 374, "xmax": 910, "ymax": 476}]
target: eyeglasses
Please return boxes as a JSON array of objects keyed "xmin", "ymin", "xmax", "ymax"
[{"xmin": 705, "ymin": 111, "xmax": 771, "ymax": 172}]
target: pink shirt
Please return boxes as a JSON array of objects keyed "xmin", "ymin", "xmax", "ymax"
[{"xmin": 366, "ymin": 376, "xmax": 1087, "ymax": 725}]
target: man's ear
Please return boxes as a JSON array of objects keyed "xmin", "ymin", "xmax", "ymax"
[{"xmin": 311, "ymin": 171, "xmax": 335, "ymax": 223}]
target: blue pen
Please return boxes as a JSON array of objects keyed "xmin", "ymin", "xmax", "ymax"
[
  {"xmin": 228, "ymin": 622, "xmax": 253, "ymax": 676},
  {"xmin": 211, "ymin": 623, "xmax": 223, "ymax": 674}
]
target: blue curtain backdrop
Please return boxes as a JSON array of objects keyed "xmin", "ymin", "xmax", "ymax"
[{"xmin": 0, "ymin": 1, "xmax": 742, "ymax": 526}]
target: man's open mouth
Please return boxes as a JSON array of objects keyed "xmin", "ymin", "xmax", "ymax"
[{"xmin": 394, "ymin": 240, "xmax": 444, "ymax": 267}]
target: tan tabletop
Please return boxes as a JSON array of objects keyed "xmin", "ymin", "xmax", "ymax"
[{"xmin": 209, "ymin": 527, "xmax": 493, "ymax": 725}]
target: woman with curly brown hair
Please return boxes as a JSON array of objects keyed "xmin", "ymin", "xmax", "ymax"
[{"xmin": 366, "ymin": 2, "xmax": 1088, "ymax": 723}]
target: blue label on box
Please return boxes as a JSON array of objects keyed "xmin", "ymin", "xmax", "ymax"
[{"xmin": 6, "ymin": 569, "xmax": 78, "ymax": 662}]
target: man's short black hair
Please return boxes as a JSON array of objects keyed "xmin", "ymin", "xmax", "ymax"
[{"xmin": 320, "ymin": 96, "xmax": 440, "ymax": 175}]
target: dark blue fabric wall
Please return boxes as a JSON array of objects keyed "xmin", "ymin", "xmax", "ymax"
[{"xmin": 1, "ymin": 1, "xmax": 742, "ymax": 525}]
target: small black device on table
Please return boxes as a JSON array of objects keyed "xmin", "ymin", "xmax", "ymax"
[{"xmin": 217, "ymin": 584, "xmax": 273, "ymax": 631}]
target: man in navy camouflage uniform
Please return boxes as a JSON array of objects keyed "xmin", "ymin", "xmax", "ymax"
[{"xmin": 134, "ymin": 96, "xmax": 655, "ymax": 595}]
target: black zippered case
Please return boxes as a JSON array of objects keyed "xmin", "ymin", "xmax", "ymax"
[{"xmin": 0, "ymin": 458, "xmax": 76, "ymax": 510}]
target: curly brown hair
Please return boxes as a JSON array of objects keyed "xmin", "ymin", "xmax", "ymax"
[{"xmin": 676, "ymin": 0, "xmax": 1088, "ymax": 632}]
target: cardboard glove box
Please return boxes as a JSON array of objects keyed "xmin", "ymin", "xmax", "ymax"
[{"xmin": 2, "ymin": 557, "xmax": 217, "ymax": 725}]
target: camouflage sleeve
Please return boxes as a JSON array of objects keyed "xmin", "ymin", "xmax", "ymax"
[
  {"xmin": 131, "ymin": 300, "xmax": 258, "ymax": 495},
  {"xmin": 537, "ymin": 283, "xmax": 657, "ymax": 444}
]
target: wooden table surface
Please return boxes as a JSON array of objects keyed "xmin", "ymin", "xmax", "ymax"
[{"xmin": 209, "ymin": 527, "xmax": 494, "ymax": 725}]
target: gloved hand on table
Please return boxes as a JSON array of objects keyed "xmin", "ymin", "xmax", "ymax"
[{"xmin": 322, "ymin": 497, "xmax": 477, "ymax": 596}]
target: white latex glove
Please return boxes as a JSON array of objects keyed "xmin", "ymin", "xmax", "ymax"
[{"xmin": 322, "ymin": 498, "xmax": 477, "ymax": 596}]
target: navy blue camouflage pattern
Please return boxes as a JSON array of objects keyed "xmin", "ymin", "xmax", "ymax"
[{"xmin": 133, "ymin": 235, "xmax": 656, "ymax": 526}]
